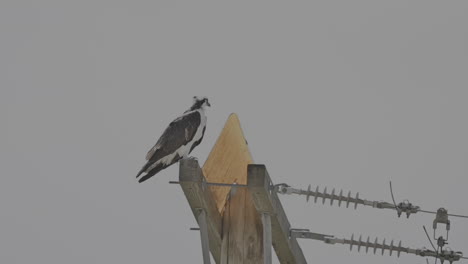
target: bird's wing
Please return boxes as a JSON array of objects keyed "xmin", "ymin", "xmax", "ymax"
[{"xmin": 145, "ymin": 111, "xmax": 201, "ymax": 162}]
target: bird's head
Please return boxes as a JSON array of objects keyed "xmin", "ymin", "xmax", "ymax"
[{"xmin": 191, "ymin": 96, "xmax": 211, "ymax": 110}]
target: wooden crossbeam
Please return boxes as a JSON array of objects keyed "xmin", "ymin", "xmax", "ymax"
[{"xmin": 248, "ymin": 164, "xmax": 307, "ymax": 264}]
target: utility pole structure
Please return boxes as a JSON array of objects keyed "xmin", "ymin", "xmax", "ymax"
[
  {"xmin": 171, "ymin": 114, "xmax": 468, "ymax": 264},
  {"xmin": 176, "ymin": 114, "xmax": 306, "ymax": 264}
]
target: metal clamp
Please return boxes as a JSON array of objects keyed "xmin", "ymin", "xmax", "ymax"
[{"xmin": 433, "ymin": 208, "xmax": 450, "ymax": 241}]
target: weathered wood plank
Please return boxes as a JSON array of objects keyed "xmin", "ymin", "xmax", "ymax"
[
  {"xmin": 220, "ymin": 196, "xmax": 230, "ymax": 264},
  {"xmin": 226, "ymin": 187, "xmax": 246, "ymax": 264},
  {"xmin": 243, "ymin": 190, "xmax": 264, "ymax": 264},
  {"xmin": 198, "ymin": 209, "xmax": 212, "ymax": 264},
  {"xmin": 221, "ymin": 187, "xmax": 264, "ymax": 264},
  {"xmin": 179, "ymin": 159, "xmax": 222, "ymax": 264},
  {"xmin": 262, "ymin": 213, "xmax": 272, "ymax": 264},
  {"xmin": 248, "ymin": 164, "xmax": 307, "ymax": 264}
]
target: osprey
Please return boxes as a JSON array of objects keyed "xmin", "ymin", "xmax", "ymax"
[{"xmin": 136, "ymin": 97, "xmax": 211, "ymax": 183}]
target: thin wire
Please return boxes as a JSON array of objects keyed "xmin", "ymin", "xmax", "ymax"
[
  {"xmin": 280, "ymin": 180, "xmax": 468, "ymax": 219},
  {"xmin": 423, "ymin": 226, "xmax": 437, "ymax": 252},
  {"xmin": 389, "ymin": 182, "xmax": 468, "ymax": 219},
  {"xmin": 447, "ymin": 213, "xmax": 468, "ymax": 219},
  {"xmin": 389, "ymin": 181, "xmax": 398, "ymax": 209},
  {"xmin": 420, "ymin": 209, "xmax": 468, "ymax": 219},
  {"xmin": 419, "ymin": 209, "xmax": 437, "ymax": 214}
]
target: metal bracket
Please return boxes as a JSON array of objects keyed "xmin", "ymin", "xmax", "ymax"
[
  {"xmin": 290, "ymin": 229, "xmax": 334, "ymax": 241},
  {"xmin": 395, "ymin": 200, "xmax": 420, "ymax": 218},
  {"xmin": 433, "ymin": 208, "xmax": 450, "ymax": 241}
]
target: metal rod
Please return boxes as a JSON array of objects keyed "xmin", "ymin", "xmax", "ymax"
[
  {"xmin": 291, "ymin": 230, "xmax": 465, "ymax": 263},
  {"xmin": 277, "ymin": 182, "xmax": 468, "ymax": 220},
  {"xmin": 262, "ymin": 213, "xmax": 272, "ymax": 264},
  {"xmin": 274, "ymin": 184, "xmax": 426, "ymax": 218},
  {"xmin": 276, "ymin": 184, "xmax": 395, "ymax": 210},
  {"xmin": 169, "ymin": 181, "xmax": 248, "ymax": 188}
]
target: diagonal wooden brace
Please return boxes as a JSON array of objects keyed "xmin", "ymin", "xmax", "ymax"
[
  {"xmin": 179, "ymin": 158, "xmax": 222, "ymax": 263},
  {"xmin": 248, "ymin": 164, "xmax": 307, "ymax": 264}
]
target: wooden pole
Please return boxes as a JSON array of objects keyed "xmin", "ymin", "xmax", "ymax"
[
  {"xmin": 262, "ymin": 213, "xmax": 272, "ymax": 264},
  {"xmin": 248, "ymin": 164, "xmax": 307, "ymax": 264},
  {"xmin": 198, "ymin": 209, "xmax": 212, "ymax": 264},
  {"xmin": 222, "ymin": 186, "xmax": 263, "ymax": 264}
]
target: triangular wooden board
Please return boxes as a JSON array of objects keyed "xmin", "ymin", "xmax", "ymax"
[
  {"xmin": 202, "ymin": 113, "xmax": 253, "ymax": 213},
  {"xmin": 202, "ymin": 114, "xmax": 263, "ymax": 262}
]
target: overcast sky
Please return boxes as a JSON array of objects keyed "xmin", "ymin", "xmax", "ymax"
[{"xmin": 1, "ymin": 1, "xmax": 468, "ymax": 263}]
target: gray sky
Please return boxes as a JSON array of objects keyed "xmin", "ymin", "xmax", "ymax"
[{"xmin": 1, "ymin": 1, "xmax": 468, "ymax": 263}]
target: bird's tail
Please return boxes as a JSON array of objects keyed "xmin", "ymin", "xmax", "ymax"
[
  {"xmin": 136, "ymin": 162, "xmax": 167, "ymax": 183},
  {"xmin": 135, "ymin": 160, "xmax": 154, "ymax": 179},
  {"xmin": 136, "ymin": 168, "xmax": 144, "ymax": 179}
]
